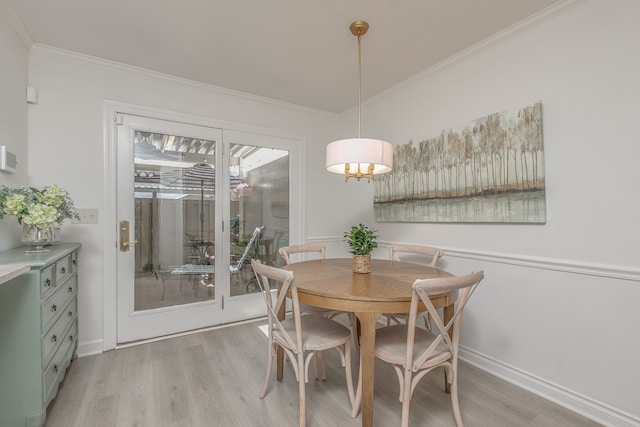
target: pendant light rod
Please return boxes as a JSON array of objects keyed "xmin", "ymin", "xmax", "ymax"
[{"xmin": 351, "ymin": 21, "xmax": 368, "ymax": 138}]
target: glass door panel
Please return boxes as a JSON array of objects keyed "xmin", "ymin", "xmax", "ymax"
[
  {"xmin": 133, "ymin": 132, "xmax": 217, "ymax": 310},
  {"xmin": 228, "ymin": 144, "xmax": 290, "ymax": 297}
]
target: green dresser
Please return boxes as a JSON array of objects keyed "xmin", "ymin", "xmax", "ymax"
[{"xmin": 0, "ymin": 243, "xmax": 81, "ymax": 427}]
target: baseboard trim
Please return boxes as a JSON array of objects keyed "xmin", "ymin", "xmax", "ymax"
[
  {"xmin": 77, "ymin": 339, "xmax": 104, "ymax": 357},
  {"xmin": 459, "ymin": 346, "xmax": 640, "ymax": 427}
]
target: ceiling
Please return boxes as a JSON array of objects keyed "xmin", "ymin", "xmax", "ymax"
[{"xmin": 7, "ymin": 0, "xmax": 564, "ymax": 113}]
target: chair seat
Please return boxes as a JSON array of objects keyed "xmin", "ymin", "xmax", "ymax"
[
  {"xmin": 275, "ymin": 315, "xmax": 352, "ymax": 351},
  {"xmin": 299, "ymin": 302, "xmax": 341, "ymax": 317},
  {"xmin": 375, "ymin": 325, "xmax": 450, "ymax": 369}
]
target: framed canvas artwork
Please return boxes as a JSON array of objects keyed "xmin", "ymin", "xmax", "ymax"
[{"xmin": 374, "ymin": 101, "xmax": 546, "ymax": 223}]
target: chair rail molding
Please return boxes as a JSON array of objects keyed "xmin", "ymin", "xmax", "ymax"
[
  {"xmin": 308, "ymin": 236, "xmax": 640, "ymax": 283},
  {"xmin": 431, "ymin": 246, "xmax": 640, "ymax": 283}
]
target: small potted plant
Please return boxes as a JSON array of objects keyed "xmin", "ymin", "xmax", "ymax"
[{"xmin": 344, "ymin": 223, "xmax": 378, "ymax": 273}]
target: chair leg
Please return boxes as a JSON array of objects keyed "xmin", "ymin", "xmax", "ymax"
[
  {"xmin": 350, "ymin": 313, "xmax": 360, "ymax": 355},
  {"xmin": 260, "ymin": 342, "xmax": 274, "ymax": 399},
  {"xmin": 344, "ymin": 341, "xmax": 355, "ymax": 409},
  {"xmin": 450, "ymin": 371, "xmax": 463, "ymax": 427},
  {"xmin": 351, "ymin": 357, "xmax": 362, "ymax": 418},
  {"xmin": 400, "ymin": 369, "xmax": 413, "ymax": 427},
  {"xmin": 297, "ymin": 352, "xmax": 306, "ymax": 427},
  {"xmin": 320, "ymin": 351, "xmax": 327, "ymax": 381},
  {"xmin": 312, "ymin": 353, "xmax": 319, "ymax": 380}
]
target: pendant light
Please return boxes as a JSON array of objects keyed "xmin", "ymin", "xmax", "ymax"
[{"xmin": 326, "ymin": 21, "xmax": 393, "ymax": 182}]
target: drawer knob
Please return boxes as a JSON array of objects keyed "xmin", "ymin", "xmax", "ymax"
[
  {"xmin": 68, "ymin": 286, "xmax": 73, "ymax": 293},
  {"xmin": 73, "ymin": 259, "xmax": 77, "ymax": 266},
  {"xmin": 69, "ymin": 334, "xmax": 74, "ymax": 341},
  {"xmin": 53, "ymin": 364, "xmax": 58, "ymax": 373},
  {"xmin": 51, "ymin": 304, "xmax": 57, "ymax": 312},
  {"xmin": 45, "ymin": 278, "xmax": 51, "ymax": 287},
  {"xmin": 60, "ymin": 267, "xmax": 66, "ymax": 274},
  {"xmin": 68, "ymin": 310, "xmax": 73, "ymax": 317},
  {"xmin": 52, "ymin": 334, "xmax": 57, "ymax": 343}
]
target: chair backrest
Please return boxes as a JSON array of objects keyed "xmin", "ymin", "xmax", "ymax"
[
  {"xmin": 407, "ymin": 271, "xmax": 483, "ymax": 371},
  {"xmin": 251, "ymin": 259, "xmax": 302, "ymax": 351},
  {"xmin": 389, "ymin": 243, "xmax": 444, "ymax": 267},
  {"xmin": 234, "ymin": 226, "xmax": 264, "ymax": 269},
  {"xmin": 278, "ymin": 244, "xmax": 326, "ymax": 265}
]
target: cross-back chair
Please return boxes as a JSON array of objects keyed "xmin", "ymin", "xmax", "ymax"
[
  {"xmin": 278, "ymin": 244, "xmax": 325, "ymax": 265},
  {"xmin": 252, "ymin": 259, "xmax": 355, "ymax": 427},
  {"xmin": 389, "ymin": 243, "xmax": 444, "ymax": 267},
  {"xmin": 279, "ymin": 244, "xmax": 359, "ymax": 372},
  {"xmin": 386, "ymin": 243, "xmax": 445, "ymax": 326},
  {"xmin": 353, "ymin": 270, "xmax": 484, "ymax": 426}
]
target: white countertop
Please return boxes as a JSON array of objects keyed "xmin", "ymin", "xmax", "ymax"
[{"xmin": 0, "ymin": 264, "xmax": 30, "ymax": 285}]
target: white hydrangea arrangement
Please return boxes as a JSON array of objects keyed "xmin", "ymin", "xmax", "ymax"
[{"xmin": 0, "ymin": 184, "xmax": 79, "ymax": 229}]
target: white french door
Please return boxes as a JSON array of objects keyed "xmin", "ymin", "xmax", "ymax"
[{"xmin": 115, "ymin": 114, "xmax": 294, "ymax": 344}]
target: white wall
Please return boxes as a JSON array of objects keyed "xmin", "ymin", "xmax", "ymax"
[
  {"xmin": 0, "ymin": 5, "xmax": 29, "ymax": 250},
  {"xmin": 308, "ymin": 1, "xmax": 639, "ymax": 425}
]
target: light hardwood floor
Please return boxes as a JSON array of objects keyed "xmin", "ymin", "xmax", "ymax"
[{"xmin": 44, "ymin": 320, "xmax": 602, "ymax": 427}]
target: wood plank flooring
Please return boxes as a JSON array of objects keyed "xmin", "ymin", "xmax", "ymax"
[{"xmin": 44, "ymin": 320, "xmax": 602, "ymax": 427}]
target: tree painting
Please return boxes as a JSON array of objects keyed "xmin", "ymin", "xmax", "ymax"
[{"xmin": 374, "ymin": 102, "xmax": 546, "ymax": 223}]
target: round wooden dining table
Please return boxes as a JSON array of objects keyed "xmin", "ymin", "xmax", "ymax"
[{"xmin": 280, "ymin": 258, "xmax": 454, "ymax": 427}]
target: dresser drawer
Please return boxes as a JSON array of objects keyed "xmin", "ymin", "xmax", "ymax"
[
  {"xmin": 42, "ymin": 275, "xmax": 77, "ymax": 333},
  {"xmin": 42, "ymin": 297, "xmax": 77, "ymax": 368},
  {"xmin": 40, "ymin": 264, "xmax": 56, "ymax": 300},
  {"xmin": 43, "ymin": 320, "xmax": 77, "ymax": 405},
  {"xmin": 56, "ymin": 254, "xmax": 73, "ymax": 286}
]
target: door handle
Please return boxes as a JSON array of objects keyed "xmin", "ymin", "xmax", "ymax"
[{"xmin": 119, "ymin": 220, "xmax": 137, "ymax": 252}]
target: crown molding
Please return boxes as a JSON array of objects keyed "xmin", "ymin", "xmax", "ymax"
[
  {"xmin": 0, "ymin": 0, "xmax": 34, "ymax": 49},
  {"xmin": 30, "ymin": 43, "xmax": 337, "ymax": 118}
]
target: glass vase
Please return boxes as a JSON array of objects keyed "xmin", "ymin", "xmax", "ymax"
[{"xmin": 21, "ymin": 223, "xmax": 55, "ymax": 253}]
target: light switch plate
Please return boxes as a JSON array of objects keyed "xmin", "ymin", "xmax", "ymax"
[{"xmin": 74, "ymin": 208, "xmax": 99, "ymax": 224}]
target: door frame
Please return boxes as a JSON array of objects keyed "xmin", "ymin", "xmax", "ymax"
[{"xmin": 103, "ymin": 101, "xmax": 305, "ymax": 350}]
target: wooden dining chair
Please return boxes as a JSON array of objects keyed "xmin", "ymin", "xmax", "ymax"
[
  {"xmin": 278, "ymin": 244, "xmax": 326, "ymax": 265},
  {"xmin": 389, "ymin": 243, "xmax": 444, "ymax": 267},
  {"xmin": 279, "ymin": 245, "xmax": 342, "ymax": 318},
  {"xmin": 252, "ymin": 259, "xmax": 355, "ymax": 427},
  {"xmin": 386, "ymin": 243, "xmax": 445, "ymax": 326},
  {"xmin": 352, "ymin": 271, "xmax": 483, "ymax": 426},
  {"xmin": 279, "ymin": 244, "xmax": 360, "ymax": 373}
]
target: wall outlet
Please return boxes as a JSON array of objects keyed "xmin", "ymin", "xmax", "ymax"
[{"xmin": 74, "ymin": 208, "xmax": 99, "ymax": 224}]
